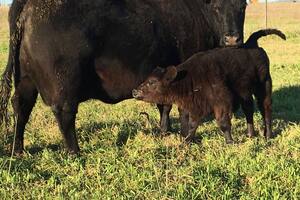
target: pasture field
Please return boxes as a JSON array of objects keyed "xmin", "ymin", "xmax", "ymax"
[{"xmin": 1, "ymin": 3, "xmax": 300, "ymax": 199}]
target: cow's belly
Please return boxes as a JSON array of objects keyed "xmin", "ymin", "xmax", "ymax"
[{"xmin": 20, "ymin": 15, "xmax": 94, "ymax": 105}]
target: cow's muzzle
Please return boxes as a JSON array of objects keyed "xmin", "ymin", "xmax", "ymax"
[{"xmin": 224, "ymin": 32, "xmax": 242, "ymax": 46}]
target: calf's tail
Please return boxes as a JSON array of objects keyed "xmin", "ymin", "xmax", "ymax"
[
  {"xmin": 0, "ymin": 0, "xmax": 26, "ymax": 129},
  {"xmin": 244, "ymin": 29, "xmax": 286, "ymax": 48}
]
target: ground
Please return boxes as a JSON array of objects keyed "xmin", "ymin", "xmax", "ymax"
[{"xmin": 0, "ymin": 3, "xmax": 300, "ymax": 199}]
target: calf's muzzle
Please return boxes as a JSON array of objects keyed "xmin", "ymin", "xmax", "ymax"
[{"xmin": 132, "ymin": 89, "xmax": 143, "ymax": 100}]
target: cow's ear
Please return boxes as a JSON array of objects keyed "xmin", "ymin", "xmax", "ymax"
[{"xmin": 164, "ymin": 66, "xmax": 177, "ymax": 82}]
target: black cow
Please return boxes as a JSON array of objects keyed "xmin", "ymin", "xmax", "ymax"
[
  {"xmin": 0, "ymin": 0, "xmax": 247, "ymax": 154},
  {"xmin": 133, "ymin": 29, "xmax": 286, "ymax": 143}
]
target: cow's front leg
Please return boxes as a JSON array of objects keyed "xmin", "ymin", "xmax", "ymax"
[{"xmin": 52, "ymin": 102, "xmax": 80, "ymax": 154}]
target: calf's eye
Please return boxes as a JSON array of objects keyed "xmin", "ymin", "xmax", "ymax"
[{"xmin": 148, "ymin": 80, "xmax": 157, "ymax": 86}]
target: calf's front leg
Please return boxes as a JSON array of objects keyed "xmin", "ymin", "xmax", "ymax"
[
  {"xmin": 184, "ymin": 114, "xmax": 200, "ymax": 143},
  {"xmin": 178, "ymin": 108, "xmax": 189, "ymax": 137},
  {"xmin": 157, "ymin": 104, "xmax": 172, "ymax": 132},
  {"xmin": 214, "ymin": 105, "xmax": 234, "ymax": 144}
]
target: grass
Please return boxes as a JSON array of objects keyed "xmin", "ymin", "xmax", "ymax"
[{"xmin": 1, "ymin": 3, "xmax": 300, "ymax": 199}]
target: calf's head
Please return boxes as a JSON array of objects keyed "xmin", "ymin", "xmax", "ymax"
[
  {"xmin": 132, "ymin": 66, "xmax": 178, "ymax": 104},
  {"xmin": 203, "ymin": 0, "xmax": 247, "ymax": 47}
]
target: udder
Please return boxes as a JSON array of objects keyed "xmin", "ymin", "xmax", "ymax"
[{"xmin": 95, "ymin": 57, "xmax": 143, "ymax": 100}]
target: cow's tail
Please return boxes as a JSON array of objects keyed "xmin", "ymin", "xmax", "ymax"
[
  {"xmin": 0, "ymin": 0, "xmax": 26, "ymax": 129},
  {"xmin": 0, "ymin": 56, "xmax": 13, "ymax": 129},
  {"xmin": 244, "ymin": 29, "xmax": 286, "ymax": 48}
]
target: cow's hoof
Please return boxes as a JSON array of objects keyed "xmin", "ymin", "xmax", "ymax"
[
  {"xmin": 67, "ymin": 148, "xmax": 80, "ymax": 156},
  {"xmin": 13, "ymin": 148, "xmax": 24, "ymax": 157}
]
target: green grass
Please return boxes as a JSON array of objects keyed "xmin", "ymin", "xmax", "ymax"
[{"xmin": 1, "ymin": 3, "xmax": 300, "ymax": 199}]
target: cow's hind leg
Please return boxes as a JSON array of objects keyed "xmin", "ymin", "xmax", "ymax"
[
  {"xmin": 241, "ymin": 97, "xmax": 256, "ymax": 138},
  {"xmin": 52, "ymin": 102, "xmax": 80, "ymax": 154},
  {"xmin": 157, "ymin": 104, "xmax": 172, "ymax": 132},
  {"xmin": 12, "ymin": 77, "xmax": 38, "ymax": 154}
]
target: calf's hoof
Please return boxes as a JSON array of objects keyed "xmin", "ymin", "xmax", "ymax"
[
  {"xmin": 247, "ymin": 130, "xmax": 257, "ymax": 138},
  {"xmin": 184, "ymin": 135, "xmax": 202, "ymax": 144},
  {"xmin": 225, "ymin": 139, "xmax": 235, "ymax": 144},
  {"xmin": 160, "ymin": 124, "xmax": 172, "ymax": 133},
  {"xmin": 265, "ymin": 133, "xmax": 274, "ymax": 140},
  {"xmin": 263, "ymin": 129, "xmax": 274, "ymax": 140}
]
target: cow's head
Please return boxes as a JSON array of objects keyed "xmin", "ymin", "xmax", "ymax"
[
  {"xmin": 132, "ymin": 66, "xmax": 178, "ymax": 104},
  {"xmin": 203, "ymin": 0, "xmax": 247, "ymax": 47}
]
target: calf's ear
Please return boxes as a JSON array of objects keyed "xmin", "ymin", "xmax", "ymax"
[
  {"xmin": 154, "ymin": 66, "xmax": 165, "ymax": 73},
  {"xmin": 164, "ymin": 66, "xmax": 178, "ymax": 82}
]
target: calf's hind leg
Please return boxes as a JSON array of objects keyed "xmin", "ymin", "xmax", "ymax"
[
  {"xmin": 12, "ymin": 77, "xmax": 38, "ymax": 154},
  {"xmin": 255, "ymin": 78, "xmax": 273, "ymax": 139},
  {"xmin": 241, "ymin": 97, "xmax": 256, "ymax": 138}
]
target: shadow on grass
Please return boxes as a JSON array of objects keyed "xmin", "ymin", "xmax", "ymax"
[
  {"xmin": 27, "ymin": 144, "xmax": 61, "ymax": 155},
  {"xmin": 272, "ymin": 85, "xmax": 300, "ymax": 123},
  {"xmin": 1, "ymin": 86, "xmax": 298, "ymax": 154},
  {"xmin": 0, "ymin": 135, "xmax": 62, "ymax": 156},
  {"xmin": 193, "ymin": 164, "xmax": 246, "ymax": 198},
  {"xmin": 0, "ymin": 116, "xmax": 162, "ymax": 155},
  {"xmin": 77, "ymin": 117, "xmax": 162, "ymax": 148}
]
